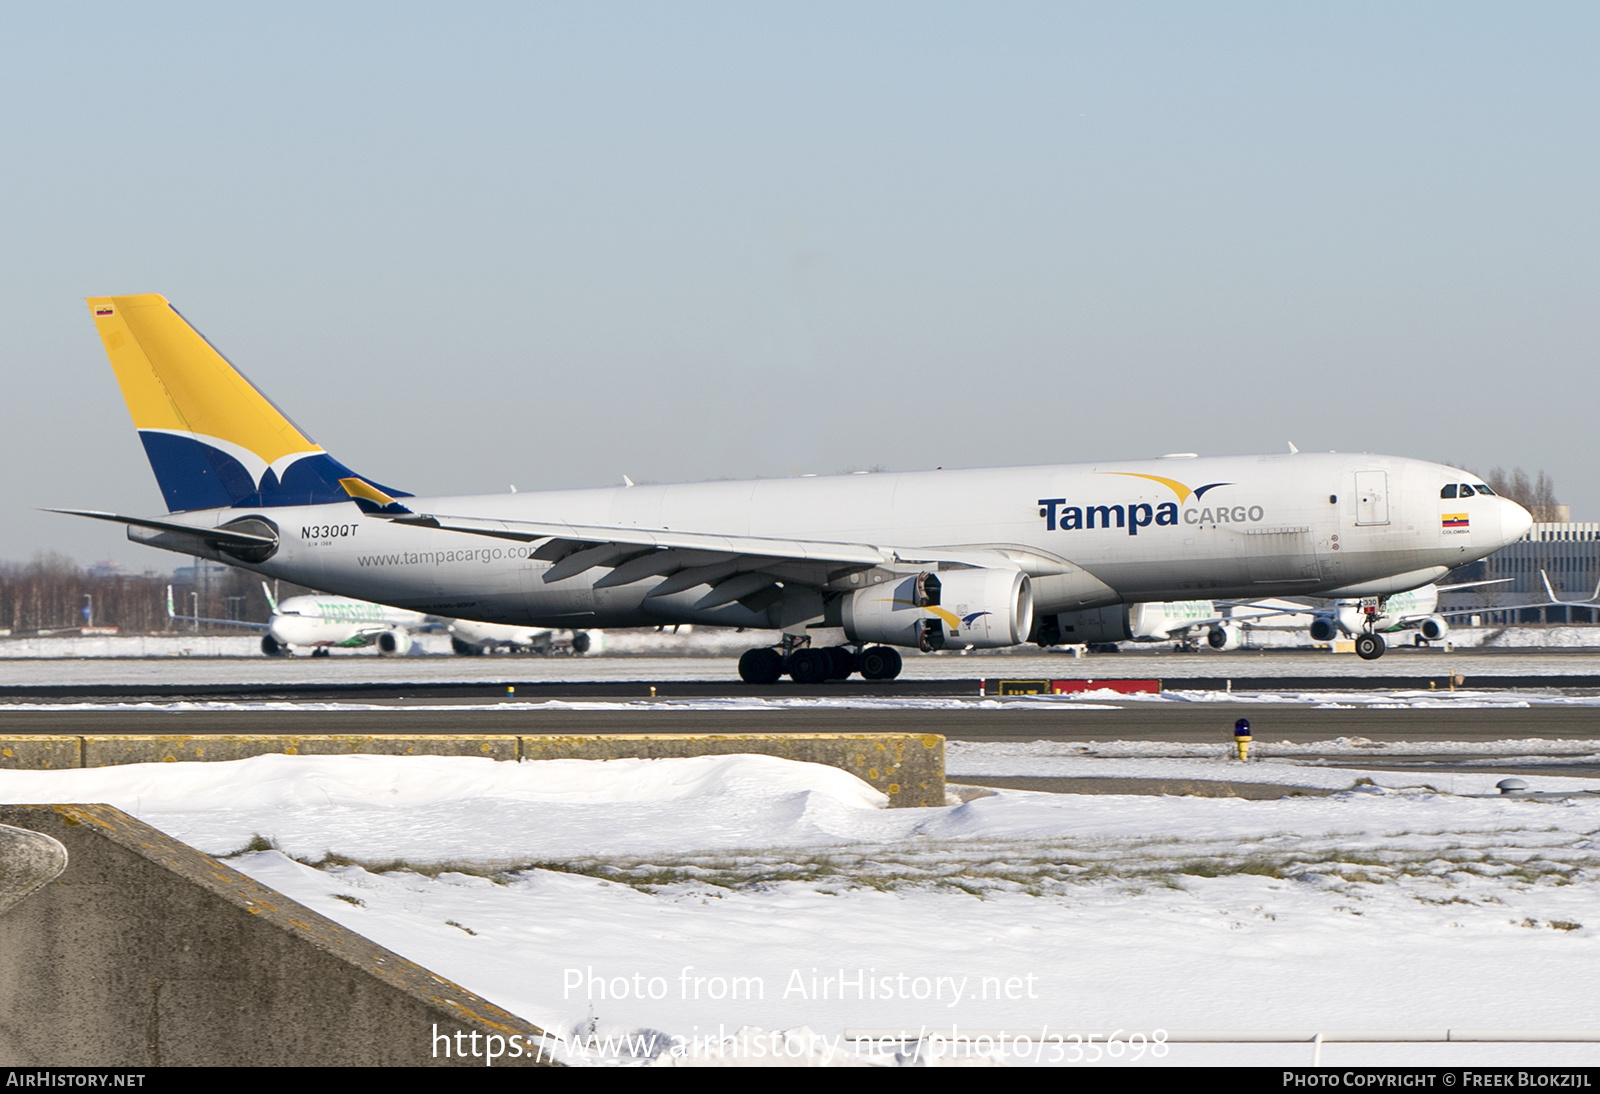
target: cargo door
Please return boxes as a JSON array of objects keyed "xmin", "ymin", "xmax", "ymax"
[{"xmin": 1355, "ymin": 471, "xmax": 1389, "ymax": 526}]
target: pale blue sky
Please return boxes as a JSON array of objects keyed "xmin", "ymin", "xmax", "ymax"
[{"xmin": 4, "ymin": 3, "xmax": 1596, "ymax": 567}]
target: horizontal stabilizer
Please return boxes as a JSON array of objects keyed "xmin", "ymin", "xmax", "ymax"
[{"xmin": 44, "ymin": 508, "xmax": 277, "ymax": 547}]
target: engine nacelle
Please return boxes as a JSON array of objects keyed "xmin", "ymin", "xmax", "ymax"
[
  {"xmin": 843, "ymin": 570, "xmax": 1033, "ymax": 650},
  {"xmin": 1308, "ymin": 614, "xmax": 1339, "ymax": 643},
  {"xmin": 1207, "ymin": 623, "xmax": 1243, "ymax": 650},
  {"xmin": 376, "ymin": 628, "xmax": 412, "ymax": 656},
  {"xmin": 1041, "ymin": 606, "xmax": 1132, "ymax": 645},
  {"xmin": 1417, "ymin": 615, "xmax": 1449, "ymax": 642}
]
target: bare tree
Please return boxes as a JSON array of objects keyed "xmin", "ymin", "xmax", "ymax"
[{"xmin": 1478, "ymin": 467, "xmax": 1564, "ymax": 523}]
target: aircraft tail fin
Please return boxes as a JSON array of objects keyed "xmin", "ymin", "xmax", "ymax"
[{"xmin": 86, "ymin": 295, "xmax": 409, "ymax": 513}]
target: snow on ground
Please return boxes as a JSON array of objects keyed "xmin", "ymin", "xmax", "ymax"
[
  {"xmin": 2, "ymin": 750, "xmax": 1598, "ymax": 1066},
  {"xmin": 13, "ymin": 686, "xmax": 1600, "ymax": 717}
]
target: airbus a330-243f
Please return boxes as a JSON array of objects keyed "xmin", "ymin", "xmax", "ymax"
[{"xmin": 56, "ymin": 295, "xmax": 1534, "ymax": 682}]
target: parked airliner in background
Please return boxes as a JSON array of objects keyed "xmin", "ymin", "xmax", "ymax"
[
  {"xmin": 167, "ymin": 583, "xmax": 429, "ymax": 656},
  {"xmin": 61, "ymin": 295, "xmax": 1533, "ymax": 681},
  {"xmin": 447, "ymin": 618, "xmax": 597, "ymax": 656},
  {"xmin": 1089, "ymin": 580, "xmax": 1516, "ymax": 654},
  {"xmin": 168, "ymin": 584, "xmax": 595, "ymax": 657}
]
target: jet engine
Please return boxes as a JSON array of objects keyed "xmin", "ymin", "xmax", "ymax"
[
  {"xmin": 376, "ymin": 628, "xmax": 412, "ymax": 656},
  {"xmin": 842, "ymin": 569, "xmax": 1033, "ymax": 650},
  {"xmin": 1207, "ymin": 623, "xmax": 1243, "ymax": 650},
  {"xmin": 1308, "ymin": 614, "xmax": 1339, "ymax": 643},
  {"xmin": 1417, "ymin": 615, "xmax": 1449, "ymax": 642}
]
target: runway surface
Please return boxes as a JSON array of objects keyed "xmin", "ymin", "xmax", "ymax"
[
  {"xmin": 5, "ymin": 700, "xmax": 1600, "ymax": 746},
  {"xmin": 2, "ymin": 646, "xmax": 1600, "ymax": 693},
  {"xmin": 2, "ymin": 651, "xmax": 1598, "ymax": 767}
]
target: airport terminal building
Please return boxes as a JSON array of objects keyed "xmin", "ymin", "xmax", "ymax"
[{"xmin": 1441, "ymin": 522, "xmax": 1600, "ymax": 623}]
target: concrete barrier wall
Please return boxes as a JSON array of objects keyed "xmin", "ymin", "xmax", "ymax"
[
  {"xmin": 0, "ymin": 804, "xmax": 557, "ymax": 1067},
  {"xmin": 0, "ymin": 733, "xmax": 946, "ymax": 807},
  {"xmin": 518, "ymin": 733, "xmax": 945, "ymax": 807},
  {"xmin": 79, "ymin": 734, "xmax": 520, "ymax": 767},
  {"xmin": 0, "ymin": 737, "xmax": 80, "ymax": 769}
]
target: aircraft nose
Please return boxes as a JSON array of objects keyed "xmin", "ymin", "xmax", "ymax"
[{"xmin": 1500, "ymin": 498, "xmax": 1534, "ymax": 547}]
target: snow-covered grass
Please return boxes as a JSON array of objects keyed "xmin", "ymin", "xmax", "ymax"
[{"xmin": 2, "ymin": 751, "xmax": 1597, "ymax": 1067}]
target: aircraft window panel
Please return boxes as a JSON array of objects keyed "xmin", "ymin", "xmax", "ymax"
[
  {"xmin": 1475, "ymin": 484, "xmax": 1496, "ymax": 495},
  {"xmin": 1459, "ymin": 483, "xmax": 1476, "ymax": 495},
  {"xmin": 1440, "ymin": 484, "xmax": 1458, "ymax": 499}
]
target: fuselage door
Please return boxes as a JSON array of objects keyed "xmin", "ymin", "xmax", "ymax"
[{"xmin": 1354, "ymin": 471, "xmax": 1390, "ymax": 526}]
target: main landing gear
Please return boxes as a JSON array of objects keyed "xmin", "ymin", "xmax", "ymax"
[{"xmin": 737, "ymin": 641, "xmax": 903, "ymax": 684}]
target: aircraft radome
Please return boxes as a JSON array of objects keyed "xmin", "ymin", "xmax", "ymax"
[{"xmin": 57, "ymin": 294, "xmax": 1533, "ymax": 680}]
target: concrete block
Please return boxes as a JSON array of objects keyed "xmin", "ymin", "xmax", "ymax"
[
  {"xmin": 0, "ymin": 822, "xmax": 67, "ymax": 916},
  {"xmin": 82, "ymin": 735, "xmax": 519, "ymax": 767},
  {"xmin": 0, "ymin": 805, "xmax": 556, "ymax": 1066},
  {"xmin": 0, "ymin": 737, "xmax": 82, "ymax": 770},
  {"xmin": 518, "ymin": 733, "xmax": 946, "ymax": 808}
]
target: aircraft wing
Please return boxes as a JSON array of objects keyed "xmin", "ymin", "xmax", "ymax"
[
  {"xmin": 1540, "ymin": 571, "xmax": 1600, "ymax": 607},
  {"xmin": 1389, "ymin": 572, "xmax": 1592, "ymax": 621},
  {"xmin": 386, "ymin": 511, "xmax": 1067, "ymax": 608}
]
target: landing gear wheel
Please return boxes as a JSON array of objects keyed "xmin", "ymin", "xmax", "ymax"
[
  {"xmin": 1413, "ymin": 634, "xmax": 1428, "ymax": 648},
  {"xmin": 858, "ymin": 645, "xmax": 902, "ymax": 681},
  {"xmin": 1355, "ymin": 634, "xmax": 1385, "ymax": 661},
  {"xmin": 787, "ymin": 647, "xmax": 832, "ymax": 685},
  {"xmin": 451, "ymin": 637, "xmax": 480, "ymax": 656},
  {"xmin": 260, "ymin": 635, "xmax": 286, "ymax": 657},
  {"xmin": 571, "ymin": 631, "xmax": 591, "ymax": 654},
  {"xmin": 311, "ymin": 647, "xmax": 330, "ymax": 658},
  {"xmin": 824, "ymin": 646, "xmax": 857, "ymax": 681},
  {"xmin": 738, "ymin": 647, "xmax": 784, "ymax": 685}
]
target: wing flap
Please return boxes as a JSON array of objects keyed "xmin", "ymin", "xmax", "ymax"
[{"xmin": 389, "ymin": 512, "xmax": 892, "ymax": 567}]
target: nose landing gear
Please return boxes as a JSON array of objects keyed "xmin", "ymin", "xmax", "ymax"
[{"xmin": 1355, "ymin": 598, "xmax": 1387, "ymax": 660}]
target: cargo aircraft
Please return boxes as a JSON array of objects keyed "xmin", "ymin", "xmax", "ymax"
[{"xmin": 57, "ymin": 295, "xmax": 1533, "ymax": 681}]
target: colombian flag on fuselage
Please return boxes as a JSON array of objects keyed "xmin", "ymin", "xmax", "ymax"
[{"xmin": 1442, "ymin": 513, "xmax": 1470, "ymax": 528}]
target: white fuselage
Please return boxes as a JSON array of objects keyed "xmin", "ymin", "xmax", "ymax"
[
  {"xmin": 267, "ymin": 595, "xmax": 429, "ymax": 649},
  {"xmin": 135, "ymin": 452, "xmax": 1531, "ymax": 634},
  {"xmin": 1126, "ymin": 601, "xmax": 1217, "ymax": 640}
]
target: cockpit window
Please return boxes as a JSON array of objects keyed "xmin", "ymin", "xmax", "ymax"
[
  {"xmin": 1440, "ymin": 484, "xmax": 1458, "ymax": 498},
  {"xmin": 1474, "ymin": 484, "xmax": 1497, "ymax": 496}
]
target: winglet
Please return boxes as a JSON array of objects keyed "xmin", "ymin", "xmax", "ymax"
[{"xmin": 261, "ymin": 580, "xmax": 279, "ymax": 614}]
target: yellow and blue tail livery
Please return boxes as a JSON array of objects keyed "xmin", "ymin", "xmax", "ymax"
[{"xmin": 87, "ymin": 295, "xmax": 409, "ymax": 513}]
